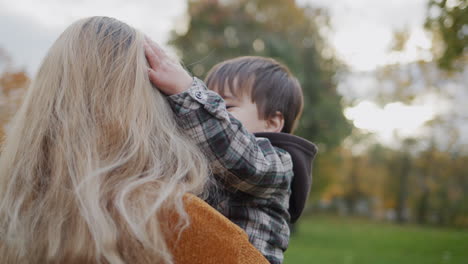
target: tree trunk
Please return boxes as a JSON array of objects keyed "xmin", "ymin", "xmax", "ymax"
[{"xmin": 396, "ymin": 153, "xmax": 411, "ymax": 224}]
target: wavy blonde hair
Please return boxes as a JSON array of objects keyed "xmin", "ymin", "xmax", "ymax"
[{"xmin": 0, "ymin": 16, "xmax": 209, "ymax": 264}]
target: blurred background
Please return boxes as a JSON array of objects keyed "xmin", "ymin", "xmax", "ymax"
[{"xmin": 1, "ymin": 0, "xmax": 467, "ymax": 263}]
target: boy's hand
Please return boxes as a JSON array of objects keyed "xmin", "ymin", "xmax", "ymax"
[{"xmin": 144, "ymin": 38, "xmax": 193, "ymax": 95}]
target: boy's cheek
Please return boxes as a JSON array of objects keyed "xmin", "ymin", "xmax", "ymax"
[
  {"xmin": 228, "ymin": 110, "xmax": 246, "ymax": 123},
  {"xmin": 229, "ymin": 111, "xmax": 257, "ymax": 132},
  {"xmin": 228, "ymin": 110, "xmax": 241, "ymax": 120}
]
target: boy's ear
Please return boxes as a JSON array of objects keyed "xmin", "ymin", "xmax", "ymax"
[{"xmin": 264, "ymin": 111, "xmax": 284, "ymax": 133}]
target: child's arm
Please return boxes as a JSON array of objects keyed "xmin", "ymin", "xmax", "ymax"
[
  {"xmin": 168, "ymin": 78, "xmax": 293, "ymax": 197},
  {"xmin": 144, "ymin": 40, "xmax": 293, "ymax": 198}
]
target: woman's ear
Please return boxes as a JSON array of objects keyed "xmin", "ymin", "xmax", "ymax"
[{"xmin": 264, "ymin": 111, "xmax": 284, "ymax": 133}]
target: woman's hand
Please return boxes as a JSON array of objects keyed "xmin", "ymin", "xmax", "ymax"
[{"xmin": 144, "ymin": 38, "xmax": 193, "ymax": 95}]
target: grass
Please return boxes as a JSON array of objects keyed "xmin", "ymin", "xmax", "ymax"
[{"xmin": 284, "ymin": 215, "xmax": 468, "ymax": 264}]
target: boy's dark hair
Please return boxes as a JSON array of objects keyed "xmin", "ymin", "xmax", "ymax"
[{"xmin": 205, "ymin": 56, "xmax": 304, "ymax": 134}]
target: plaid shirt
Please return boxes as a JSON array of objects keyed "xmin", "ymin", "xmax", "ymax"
[{"xmin": 167, "ymin": 77, "xmax": 293, "ymax": 264}]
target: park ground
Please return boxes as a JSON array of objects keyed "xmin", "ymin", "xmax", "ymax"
[{"xmin": 284, "ymin": 215, "xmax": 468, "ymax": 264}]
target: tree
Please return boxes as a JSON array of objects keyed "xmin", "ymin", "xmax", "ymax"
[
  {"xmin": 425, "ymin": 0, "xmax": 468, "ymax": 70},
  {"xmin": 169, "ymin": 0, "xmax": 351, "ymax": 148},
  {"xmin": 0, "ymin": 48, "xmax": 29, "ymax": 143}
]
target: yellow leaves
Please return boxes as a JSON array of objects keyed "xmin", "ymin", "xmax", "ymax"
[
  {"xmin": 0, "ymin": 70, "xmax": 29, "ymax": 143},
  {"xmin": 0, "ymin": 71, "xmax": 29, "ymax": 96}
]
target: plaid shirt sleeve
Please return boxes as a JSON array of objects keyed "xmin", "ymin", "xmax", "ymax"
[{"xmin": 167, "ymin": 77, "xmax": 293, "ymax": 199}]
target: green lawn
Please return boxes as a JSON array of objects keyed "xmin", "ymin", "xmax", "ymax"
[{"xmin": 284, "ymin": 215, "xmax": 468, "ymax": 264}]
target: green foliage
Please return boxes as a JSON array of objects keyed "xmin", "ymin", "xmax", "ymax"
[
  {"xmin": 169, "ymin": 0, "xmax": 351, "ymax": 147},
  {"xmin": 286, "ymin": 215, "xmax": 468, "ymax": 264},
  {"xmin": 425, "ymin": 0, "xmax": 468, "ymax": 70}
]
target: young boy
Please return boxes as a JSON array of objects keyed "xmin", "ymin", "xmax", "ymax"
[{"xmin": 145, "ymin": 42, "xmax": 317, "ymax": 264}]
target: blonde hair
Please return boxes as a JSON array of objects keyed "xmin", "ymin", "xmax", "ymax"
[{"xmin": 0, "ymin": 16, "xmax": 209, "ymax": 264}]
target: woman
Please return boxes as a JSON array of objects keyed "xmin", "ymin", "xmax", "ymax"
[{"xmin": 0, "ymin": 17, "xmax": 267, "ymax": 264}]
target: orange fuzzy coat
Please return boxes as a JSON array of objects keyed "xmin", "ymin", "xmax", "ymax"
[{"xmin": 167, "ymin": 194, "xmax": 269, "ymax": 264}]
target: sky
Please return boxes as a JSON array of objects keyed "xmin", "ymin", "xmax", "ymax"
[
  {"xmin": 0, "ymin": 0, "xmax": 430, "ymax": 74},
  {"xmin": 0, "ymin": 0, "xmax": 188, "ymax": 73},
  {"xmin": 1, "ymin": 0, "xmax": 461, "ymax": 147},
  {"xmin": 298, "ymin": 0, "xmax": 431, "ymax": 71}
]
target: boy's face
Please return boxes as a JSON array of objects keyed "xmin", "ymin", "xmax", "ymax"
[{"xmin": 222, "ymin": 92, "xmax": 268, "ymax": 133}]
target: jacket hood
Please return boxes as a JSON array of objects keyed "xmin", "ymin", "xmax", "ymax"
[{"xmin": 254, "ymin": 132, "xmax": 318, "ymax": 223}]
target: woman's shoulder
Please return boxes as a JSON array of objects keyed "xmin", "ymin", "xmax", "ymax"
[
  {"xmin": 182, "ymin": 194, "xmax": 245, "ymax": 235},
  {"xmin": 168, "ymin": 193, "xmax": 269, "ymax": 264}
]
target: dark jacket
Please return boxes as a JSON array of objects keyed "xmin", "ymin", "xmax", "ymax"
[{"xmin": 255, "ymin": 132, "xmax": 318, "ymax": 223}]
